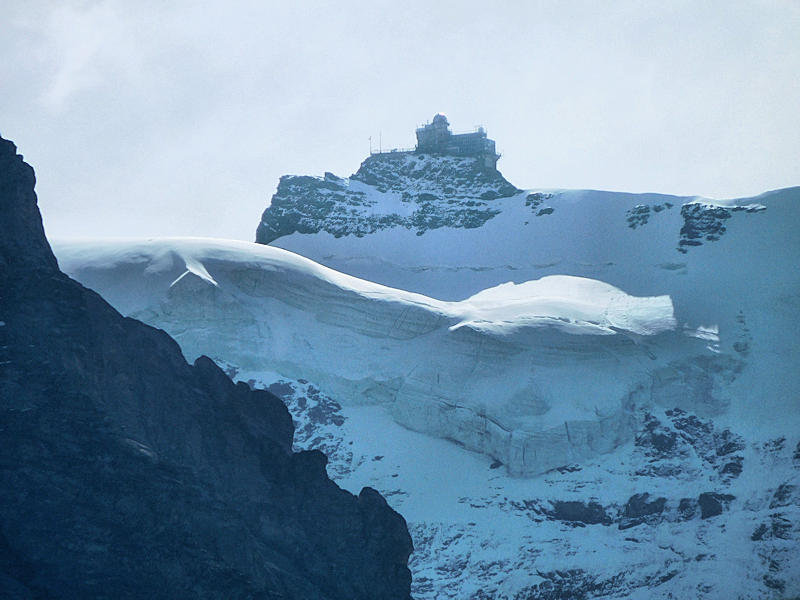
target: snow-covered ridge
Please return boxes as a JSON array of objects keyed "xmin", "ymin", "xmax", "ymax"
[
  {"xmin": 53, "ymin": 187, "xmax": 800, "ymax": 597},
  {"xmin": 54, "ymin": 237, "xmax": 719, "ymax": 477},
  {"xmin": 55, "ymin": 237, "xmax": 675, "ymax": 338},
  {"xmin": 263, "ymin": 172, "xmax": 796, "ymax": 304}
]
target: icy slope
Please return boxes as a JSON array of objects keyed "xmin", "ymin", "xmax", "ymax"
[
  {"xmin": 53, "ymin": 235, "xmax": 800, "ymax": 598},
  {"xmin": 54, "ymin": 238, "xmax": 718, "ymax": 477},
  {"xmin": 259, "ymin": 165, "xmax": 800, "ymax": 439},
  {"xmin": 239, "ymin": 373, "xmax": 800, "ymax": 599}
]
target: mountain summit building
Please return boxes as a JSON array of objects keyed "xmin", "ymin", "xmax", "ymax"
[
  {"xmin": 415, "ymin": 114, "xmax": 500, "ymax": 169},
  {"xmin": 416, "ymin": 113, "xmax": 500, "ymax": 169},
  {"xmin": 372, "ymin": 114, "xmax": 501, "ymax": 170}
]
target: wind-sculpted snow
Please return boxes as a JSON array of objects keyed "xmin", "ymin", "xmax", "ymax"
[
  {"xmin": 53, "ymin": 237, "xmax": 720, "ymax": 477},
  {"xmin": 453, "ymin": 277, "xmax": 676, "ymax": 336}
]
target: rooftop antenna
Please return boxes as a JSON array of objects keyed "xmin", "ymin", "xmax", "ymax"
[
  {"xmin": 379, "ymin": 131, "xmax": 382, "ymax": 153},
  {"xmin": 369, "ymin": 136, "xmax": 372, "ymax": 154}
]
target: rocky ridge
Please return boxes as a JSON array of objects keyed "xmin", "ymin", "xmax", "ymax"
[
  {"xmin": 256, "ymin": 152, "xmax": 520, "ymax": 243},
  {"xmin": 254, "ymin": 152, "xmax": 789, "ymax": 307},
  {"xmin": 0, "ymin": 135, "xmax": 412, "ymax": 599},
  {"xmin": 256, "ymin": 151, "xmax": 773, "ymax": 260}
]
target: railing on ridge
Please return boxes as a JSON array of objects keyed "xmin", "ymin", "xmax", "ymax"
[{"xmin": 369, "ymin": 147, "xmax": 416, "ymax": 155}]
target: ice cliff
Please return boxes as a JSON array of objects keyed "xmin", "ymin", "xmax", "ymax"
[{"xmin": 56, "ymin": 238, "xmax": 729, "ymax": 477}]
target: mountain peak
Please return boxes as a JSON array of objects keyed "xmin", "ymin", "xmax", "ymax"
[
  {"xmin": 255, "ymin": 151, "xmax": 520, "ymax": 244},
  {"xmin": 0, "ymin": 135, "xmax": 58, "ymax": 275}
]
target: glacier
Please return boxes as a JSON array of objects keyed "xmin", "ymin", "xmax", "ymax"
[
  {"xmin": 52, "ymin": 180, "xmax": 800, "ymax": 598},
  {"xmin": 259, "ymin": 169, "xmax": 800, "ymax": 441},
  {"xmin": 54, "ymin": 237, "xmax": 714, "ymax": 477}
]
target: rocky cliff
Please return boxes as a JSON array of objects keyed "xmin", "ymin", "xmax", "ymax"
[
  {"xmin": 256, "ymin": 152, "xmax": 519, "ymax": 244},
  {"xmin": 0, "ymin": 134, "xmax": 412, "ymax": 599}
]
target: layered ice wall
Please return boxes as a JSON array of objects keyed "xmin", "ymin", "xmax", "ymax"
[{"xmin": 56, "ymin": 238, "xmax": 725, "ymax": 476}]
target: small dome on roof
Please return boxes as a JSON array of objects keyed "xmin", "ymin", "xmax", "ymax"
[{"xmin": 432, "ymin": 113, "xmax": 449, "ymax": 126}]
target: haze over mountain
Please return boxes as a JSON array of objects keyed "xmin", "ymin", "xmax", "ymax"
[{"xmin": 3, "ymin": 3, "xmax": 799, "ymax": 241}]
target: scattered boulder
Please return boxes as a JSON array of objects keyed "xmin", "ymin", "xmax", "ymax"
[
  {"xmin": 678, "ymin": 498, "xmax": 697, "ymax": 521},
  {"xmin": 698, "ymin": 492, "xmax": 735, "ymax": 519},
  {"xmin": 751, "ymin": 523, "xmax": 769, "ymax": 541},
  {"xmin": 619, "ymin": 493, "xmax": 667, "ymax": 529},
  {"xmin": 547, "ymin": 501, "xmax": 613, "ymax": 527}
]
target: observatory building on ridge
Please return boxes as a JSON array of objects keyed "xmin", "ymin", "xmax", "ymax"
[
  {"xmin": 371, "ymin": 113, "xmax": 501, "ymax": 170},
  {"xmin": 415, "ymin": 114, "xmax": 500, "ymax": 169}
]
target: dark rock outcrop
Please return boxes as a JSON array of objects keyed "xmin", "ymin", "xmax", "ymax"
[
  {"xmin": 618, "ymin": 493, "xmax": 667, "ymax": 530},
  {"xmin": 0, "ymin": 135, "xmax": 412, "ymax": 599},
  {"xmin": 546, "ymin": 501, "xmax": 613, "ymax": 527},
  {"xmin": 256, "ymin": 153, "xmax": 519, "ymax": 244},
  {"xmin": 677, "ymin": 202, "xmax": 765, "ymax": 252},
  {"xmin": 698, "ymin": 492, "xmax": 735, "ymax": 519}
]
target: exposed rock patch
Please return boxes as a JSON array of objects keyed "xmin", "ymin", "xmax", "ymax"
[
  {"xmin": 619, "ymin": 493, "xmax": 668, "ymax": 529},
  {"xmin": 698, "ymin": 492, "xmax": 735, "ymax": 519},
  {"xmin": 635, "ymin": 408, "xmax": 745, "ymax": 480},
  {"xmin": 525, "ymin": 192, "xmax": 555, "ymax": 217},
  {"xmin": 545, "ymin": 500, "xmax": 613, "ymax": 527},
  {"xmin": 678, "ymin": 202, "xmax": 765, "ymax": 252},
  {"xmin": 256, "ymin": 153, "xmax": 519, "ymax": 243},
  {"xmin": 625, "ymin": 201, "xmax": 674, "ymax": 229}
]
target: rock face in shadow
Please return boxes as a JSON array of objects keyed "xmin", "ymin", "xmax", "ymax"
[{"xmin": 0, "ymin": 135, "xmax": 412, "ymax": 599}]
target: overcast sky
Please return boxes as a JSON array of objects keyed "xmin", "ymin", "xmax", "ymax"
[{"xmin": 3, "ymin": 0, "xmax": 799, "ymax": 241}]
